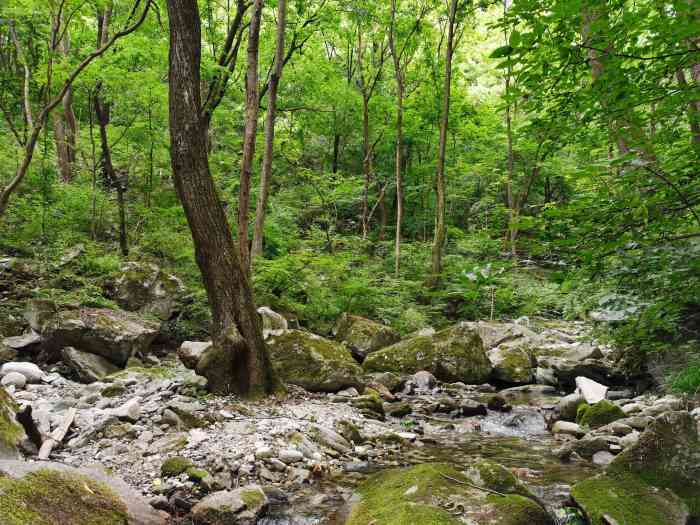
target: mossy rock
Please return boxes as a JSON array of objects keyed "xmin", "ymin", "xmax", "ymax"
[
  {"xmin": 487, "ymin": 342, "xmax": 535, "ymax": 385},
  {"xmin": 101, "ymin": 384, "xmax": 127, "ymax": 398},
  {"xmin": 608, "ymin": 410, "xmax": 700, "ymax": 516},
  {"xmin": 362, "ymin": 323, "xmax": 492, "ymax": 384},
  {"xmin": 161, "ymin": 456, "xmax": 194, "ymax": 477},
  {"xmin": 576, "ymin": 400, "xmax": 625, "ymax": 429},
  {"xmin": 333, "ymin": 313, "xmax": 401, "ymax": 360},
  {"xmin": 266, "ymin": 330, "xmax": 363, "ymax": 392},
  {"xmin": 0, "ymin": 386, "xmax": 25, "ymax": 459},
  {"xmin": 187, "ymin": 467, "xmax": 210, "ymax": 483},
  {"xmin": 0, "ymin": 460, "xmax": 166, "ymax": 525},
  {"xmin": 572, "ymin": 472, "xmax": 689, "ymax": 525},
  {"xmin": 465, "ymin": 460, "xmax": 532, "ymax": 497},
  {"xmin": 345, "ymin": 463, "xmax": 552, "ymax": 525}
]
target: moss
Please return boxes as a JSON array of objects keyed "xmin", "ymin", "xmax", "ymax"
[
  {"xmin": 241, "ymin": 488, "xmax": 266, "ymax": 509},
  {"xmin": 110, "ymin": 366, "xmax": 174, "ymax": 380},
  {"xmin": 0, "ymin": 469, "xmax": 129, "ymax": 525},
  {"xmin": 0, "ymin": 386, "xmax": 23, "ymax": 454},
  {"xmin": 100, "ymin": 384, "xmax": 126, "ymax": 398},
  {"xmin": 467, "ymin": 461, "xmax": 528, "ymax": 496},
  {"xmin": 186, "ymin": 467, "xmax": 210, "ymax": 483},
  {"xmin": 572, "ymin": 472, "xmax": 689, "ymax": 525},
  {"xmin": 576, "ymin": 400, "xmax": 625, "ymax": 429},
  {"xmin": 160, "ymin": 456, "xmax": 194, "ymax": 477},
  {"xmin": 170, "ymin": 406, "xmax": 208, "ymax": 429},
  {"xmin": 486, "ymin": 494, "xmax": 552, "ymax": 525}
]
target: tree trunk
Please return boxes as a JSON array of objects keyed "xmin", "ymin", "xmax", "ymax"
[
  {"xmin": 332, "ymin": 133, "xmax": 341, "ymax": 173},
  {"xmin": 503, "ymin": 0, "xmax": 517, "ymax": 258},
  {"xmin": 116, "ymin": 175, "xmax": 129, "ymax": 256},
  {"xmin": 166, "ymin": 0, "xmax": 276, "ymax": 397},
  {"xmin": 389, "ymin": 0, "xmax": 403, "ymax": 275},
  {"xmin": 676, "ymin": 67, "xmax": 700, "ymax": 149},
  {"xmin": 430, "ymin": 0, "xmax": 458, "ymax": 285},
  {"xmin": 361, "ymin": 93, "xmax": 371, "ymax": 239},
  {"xmin": 53, "ymin": 28, "xmax": 78, "ymax": 182},
  {"xmin": 251, "ymin": 0, "xmax": 287, "ymax": 262},
  {"xmin": 237, "ymin": 0, "xmax": 264, "ymax": 271}
]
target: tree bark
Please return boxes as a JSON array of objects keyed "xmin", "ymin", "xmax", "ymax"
[
  {"xmin": 251, "ymin": 0, "xmax": 287, "ymax": 262},
  {"xmin": 389, "ymin": 0, "xmax": 404, "ymax": 275},
  {"xmin": 237, "ymin": 0, "xmax": 264, "ymax": 271},
  {"xmin": 430, "ymin": 0, "xmax": 458, "ymax": 285},
  {"xmin": 166, "ymin": 0, "xmax": 276, "ymax": 397},
  {"xmin": 52, "ymin": 28, "xmax": 78, "ymax": 182}
]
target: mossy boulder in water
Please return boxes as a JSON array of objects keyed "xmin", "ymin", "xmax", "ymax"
[
  {"xmin": 345, "ymin": 462, "xmax": 552, "ymax": 525},
  {"xmin": 487, "ymin": 341, "xmax": 535, "ymax": 384},
  {"xmin": 333, "ymin": 313, "xmax": 400, "ymax": 361},
  {"xmin": 576, "ymin": 400, "xmax": 625, "ymax": 429},
  {"xmin": 0, "ymin": 386, "xmax": 25, "ymax": 459},
  {"xmin": 362, "ymin": 323, "xmax": 492, "ymax": 384},
  {"xmin": 266, "ymin": 330, "xmax": 363, "ymax": 392},
  {"xmin": 26, "ymin": 300, "xmax": 159, "ymax": 367},
  {"xmin": 0, "ymin": 460, "xmax": 167, "ymax": 524}
]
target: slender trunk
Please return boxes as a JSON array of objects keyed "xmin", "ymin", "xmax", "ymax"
[
  {"xmin": 361, "ymin": 93, "xmax": 371, "ymax": 239},
  {"xmin": 676, "ymin": 67, "xmax": 700, "ymax": 149},
  {"xmin": 166, "ymin": 0, "xmax": 277, "ymax": 397},
  {"xmin": 332, "ymin": 133, "xmax": 341, "ymax": 173},
  {"xmin": 53, "ymin": 28, "xmax": 78, "ymax": 182},
  {"xmin": 503, "ymin": 0, "xmax": 516, "ymax": 258},
  {"xmin": 251, "ymin": 0, "xmax": 287, "ymax": 262},
  {"xmin": 390, "ymin": 0, "xmax": 403, "ymax": 275},
  {"xmin": 430, "ymin": 0, "xmax": 458, "ymax": 285},
  {"xmin": 237, "ymin": 0, "xmax": 264, "ymax": 271},
  {"xmin": 116, "ymin": 178, "xmax": 129, "ymax": 256}
]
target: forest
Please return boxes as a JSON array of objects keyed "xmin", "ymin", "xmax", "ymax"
[{"xmin": 0, "ymin": 0, "xmax": 698, "ymax": 524}]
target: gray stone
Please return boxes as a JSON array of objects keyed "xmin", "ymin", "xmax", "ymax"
[
  {"xmin": 191, "ymin": 485, "xmax": 268, "ymax": 525},
  {"xmin": 278, "ymin": 449, "xmax": 304, "ymax": 464},
  {"xmin": 552, "ymin": 420, "xmax": 584, "ymax": 437},
  {"xmin": 332, "ymin": 313, "xmax": 400, "ymax": 360},
  {"xmin": 559, "ymin": 392, "xmax": 585, "ymax": 421},
  {"xmin": 592, "ymin": 450, "xmax": 615, "ymax": 466},
  {"xmin": 575, "ymin": 376, "xmax": 608, "ymax": 404},
  {"xmin": 178, "ymin": 341, "xmax": 212, "ymax": 370},
  {"xmin": 0, "ymin": 372, "xmax": 26, "ymax": 389},
  {"xmin": 61, "ymin": 346, "xmax": 120, "ymax": 383},
  {"xmin": 109, "ymin": 398, "xmax": 142, "ymax": 423},
  {"xmin": 308, "ymin": 424, "xmax": 351, "ymax": 453},
  {"xmin": 257, "ymin": 307, "xmax": 288, "ymax": 339},
  {"xmin": 412, "ymin": 370, "xmax": 436, "ymax": 390}
]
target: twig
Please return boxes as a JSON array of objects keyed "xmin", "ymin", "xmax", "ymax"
[{"xmin": 439, "ymin": 473, "xmax": 507, "ymax": 497}]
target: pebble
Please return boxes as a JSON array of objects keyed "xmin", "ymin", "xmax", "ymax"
[
  {"xmin": 278, "ymin": 449, "xmax": 304, "ymax": 464},
  {"xmin": 1, "ymin": 371, "xmax": 27, "ymax": 389}
]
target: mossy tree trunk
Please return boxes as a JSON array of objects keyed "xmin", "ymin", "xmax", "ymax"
[{"xmin": 166, "ymin": 0, "xmax": 277, "ymax": 397}]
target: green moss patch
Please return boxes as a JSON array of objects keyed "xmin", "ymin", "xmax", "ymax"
[
  {"xmin": 576, "ymin": 400, "xmax": 625, "ymax": 429},
  {"xmin": 160, "ymin": 456, "xmax": 194, "ymax": 477},
  {"xmin": 0, "ymin": 469, "xmax": 129, "ymax": 525},
  {"xmin": 0, "ymin": 387, "xmax": 23, "ymax": 455},
  {"xmin": 572, "ymin": 472, "xmax": 689, "ymax": 525}
]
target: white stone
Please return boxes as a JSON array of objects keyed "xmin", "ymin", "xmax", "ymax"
[
  {"xmin": 1, "ymin": 371, "xmax": 27, "ymax": 389},
  {"xmin": 552, "ymin": 421, "xmax": 584, "ymax": 437},
  {"xmin": 0, "ymin": 362, "xmax": 44, "ymax": 383},
  {"xmin": 412, "ymin": 371, "xmax": 436, "ymax": 390},
  {"xmin": 622, "ymin": 402, "xmax": 644, "ymax": 415},
  {"xmin": 278, "ymin": 449, "xmax": 303, "ymax": 464},
  {"xmin": 575, "ymin": 376, "xmax": 608, "ymax": 404},
  {"xmin": 255, "ymin": 445, "xmax": 274, "ymax": 459},
  {"xmin": 619, "ymin": 431, "xmax": 640, "ymax": 449},
  {"xmin": 110, "ymin": 398, "xmax": 141, "ymax": 423},
  {"xmin": 592, "ymin": 450, "xmax": 615, "ymax": 466}
]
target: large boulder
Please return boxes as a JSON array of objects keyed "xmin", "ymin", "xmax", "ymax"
[
  {"xmin": 0, "ymin": 460, "xmax": 167, "ymax": 524},
  {"xmin": 576, "ymin": 400, "xmax": 625, "ymax": 429},
  {"xmin": 178, "ymin": 341, "xmax": 212, "ymax": 370},
  {"xmin": 0, "ymin": 386, "xmax": 25, "ymax": 459},
  {"xmin": 266, "ymin": 330, "xmax": 363, "ymax": 392},
  {"xmin": 572, "ymin": 410, "xmax": 700, "ymax": 525},
  {"xmin": 363, "ymin": 323, "xmax": 492, "ymax": 384},
  {"xmin": 26, "ymin": 300, "xmax": 159, "ymax": 367},
  {"xmin": 345, "ymin": 462, "xmax": 552, "ymax": 525},
  {"xmin": 105, "ymin": 261, "xmax": 185, "ymax": 320},
  {"xmin": 487, "ymin": 341, "xmax": 535, "ymax": 384},
  {"xmin": 333, "ymin": 313, "xmax": 400, "ymax": 361}
]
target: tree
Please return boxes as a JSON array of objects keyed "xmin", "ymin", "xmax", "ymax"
[
  {"xmin": 237, "ymin": 0, "xmax": 265, "ymax": 271},
  {"xmin": 430, "ymin": 0, "xmax": 460, "ymax": 284},
  {"xmin": 0, "ymin": 0, "xmax": 153, "ymax": 218},
  {"xmin": 251, "ymin": 0, "xmax": 288, "ymax": 262},
  {"xmin": 166, "ymin": 0, "xmax": 277, "ymax": 397}
]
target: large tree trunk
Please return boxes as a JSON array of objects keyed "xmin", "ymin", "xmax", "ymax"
[
  {"xmin": 389, "ymin": 0, "xmax": 404, "ymax": 276},
  {"xmin": 361, "ymin": 93, "xmax": 371, "ymax": 239},
  {"xmin": 166, "ymin": 0, "xmax": 276, "ymax": 397},
  {"xmin": 52, "ymin": 26, "xmax": 78, "ymax": 182},
  {"xmin": 430, "ymin": 0, "xmax": 458, "ymax": 285},
  {"xmin": 251, "ymin": 0, "xmax": 287, "ymax": 262},
  {"xmin": 237, "ymin": 0, "xmax": 264, "ymax": 271}
]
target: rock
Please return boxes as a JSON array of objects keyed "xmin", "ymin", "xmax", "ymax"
[
  {"xmin": 619, "ymin": 431, "xmax": 640, "ymax": 449},
  {"xmin": 178, "ymin": 341, "xmax": 212, "ymax": 370},
  {"xmin": 487, "ymin": 342, "xmax": 535, "ymax": 384},
  {"xmin": 592, "ymin": 450, "xmax": 615, "ymax": 466},
  {"xmin": 576, "ymin": 400, "xmax": 625, "ymax": 429},
  {"xmin": 333, "ymin": 313, "xmax": 400, "ymax": 361},
  {"xmin": 366, "ymin": 381, "xmax": 394, "ymax": 401},
  {"xmin": 575, "ymin": 376, "xmax": 608, "ymax": 404},
  {"xmin": 161, "ymin": 456, "xmax": 194, "ymax": 477},
  {"xmin": 266, "ymin": 330, "xmax": 363, "ymax": 392},
  {"xmin": 61, "ymin": 346, "xmax": 120, "ymax": 383},
  {"xmin": 255, "ymin": 445, "xmax": 274, "ymax": 459},
  {"xmin": 486, "ymin": 394, "xmax": 509, "ymax": 412},
  {"xmin": 558, "ymin": 392, "xmax": 586, "ymax": 421},
  {"xmin": 2, "ymin": 331, "xmax": 42, "ymax": 352},
  {"xmin": 412, "ymin": 370, "xmax": 436, "ymax": 390},
  {"xmin": 555, "ymin": 436, "xmax": 611, "ymax": 460},
  {"xmin": 0, "ymin": 386, "xmax": 25, "ymax": 459},
  {"xmin": 607, "ymin": 411, "xmax": 700, "ymax": 516},
  {"xmin": 26, "ymin": 300, "xmax": 159, "ymax": 367},
  {"xmin": 573, "ymin": 473, "xmax": 689, "ymax": 525},
  {"xmin": 278, "ymin": 449, "xmax": 304, "ymax": 464},
  {"xmin": 363, "ymin": 322, "xmax": 492, "ymax": 384},
  {"xmin": 552, "ymin": 421, "xmax": 585, "ymax": 437},
  {"xmin": 364, "ymin": 372, "xmax": 403, "ymax": 392},
  {"xmin": 0, "ymin": 459, "xmax": 167, "ymax": 524},
  {"xmin": 1, "ymin": 372, "xmax": 26, "ymax": 389},
  {"xmin": 345, "ymin": 462, "xmax": 552, "ymax": 525},
  {"xmin": 0, "ymin": 362, "xmax": 43, "ymax": 383},
  {"xmin": 463, "ymin": 320, "xmax": 541, "ymax": 350},
  {"xmin": 385, "ymin": 402, "xmax": 412, "ymax": 418},
  {"xmin": 257, "ymin": 307, "xmax": 288, "ymax": 339},
  {"xmin": 0, "ymin": 342, "xmax": 18, "ymax": 364},
  {"xmin": 536, "ymin": 356, "xmax": 615, "ymax": 389},
  {"xmin": 308, "ymin": 424, "xmax": 351, "ymax": 453},
  {"xmin": 105, "ymin": 261, "xmax": 185, "ymax": 320},
  {"xmin": 351, "ymin": 390, "xmax": 386, "ymax": 420},
  {"xmin": 192, "ymin": 486, "xmax": 268, "ymax": 525},
  {"xmin": 109, "ymin": 398, "xmax": 142, "ymax": 423}
]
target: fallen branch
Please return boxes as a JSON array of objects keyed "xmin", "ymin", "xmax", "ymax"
[
  {"xmin": 38, "ymin": 407, "xmax": 77, "ymax": 460},
  {"xmin": 439, "ymin": 472, "xmax": 506, "ymax": 497}
]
